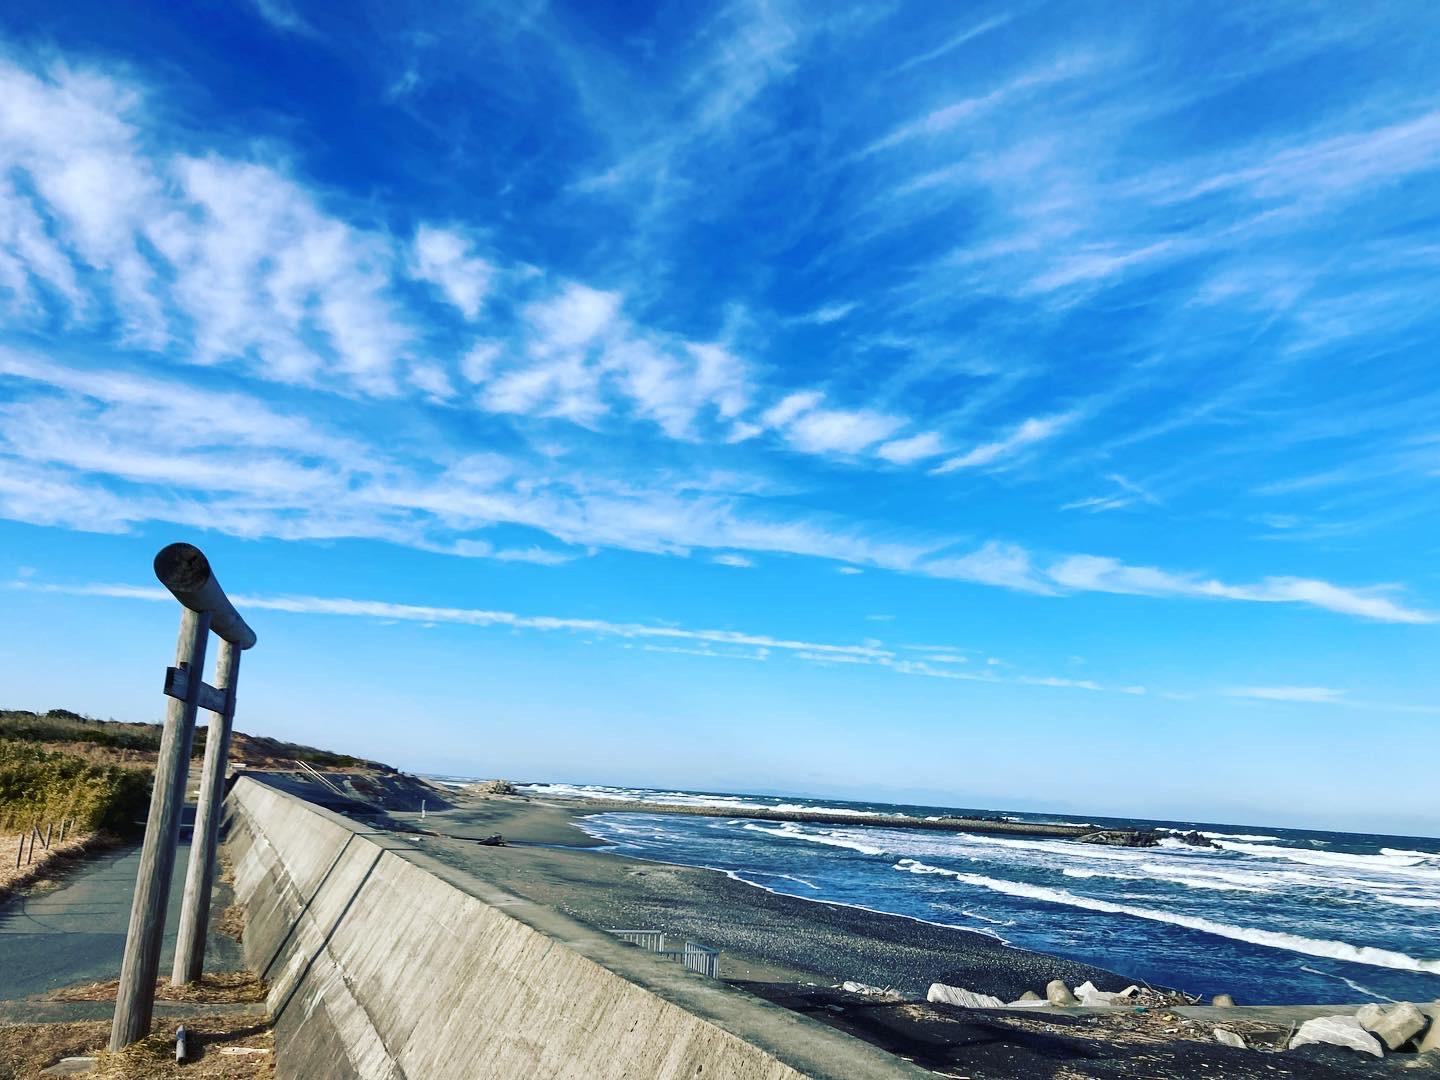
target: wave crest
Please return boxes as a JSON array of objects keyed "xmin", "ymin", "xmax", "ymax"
[{"xmin": 893, "ymin": 860, "xmax": 1440, "ymax": 975}]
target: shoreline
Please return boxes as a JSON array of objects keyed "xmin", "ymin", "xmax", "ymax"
[
  {"xmin": 401, "ymin": 793, "xmax": 1141, "ymax": 999},
  {"xmin": 392, "ymin": 793, "xmax": 1440, "ymax": 1075}
]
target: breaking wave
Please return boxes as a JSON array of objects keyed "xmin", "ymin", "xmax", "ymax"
[
  {"xmin": 740, "ymin": 821, "xmax": 887, "ymax": 856},
  {"xmin": 893, "ymin": 859, "xmax": 1440, "ymax": 975}
]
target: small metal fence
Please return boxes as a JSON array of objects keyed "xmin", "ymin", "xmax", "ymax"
[
  {"xmin": 609, "ymin": 929, "xmax": 666, "ymax": 951},
  {"xmin": 682, "ymin": 942, "xmax": 720, "ymax": 978},
  {"xmin": 607, "ymin": 929, "xmax": 720, "ymax": 978}
]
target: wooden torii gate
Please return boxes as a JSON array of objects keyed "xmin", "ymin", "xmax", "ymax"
[{"xmin": 110, "ymin": 543, "xmax": 258, "ymax": 1050}]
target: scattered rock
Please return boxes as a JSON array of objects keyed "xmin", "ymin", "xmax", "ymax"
[
  {"xmin": 1211, "ymin": 993, "xmax": 1235, "ymax": 1007},
  {"xmin": 466, "ymin": 779, "xmax": 519, "ymax": 796},
  {"xmin": 928, "ymin": 983, "xmax": 1006, "ymax": 1009},
  {"xmin": 1357, "ymin": 1002, "xmax": 1428, "ymax": 1051},
  {"xmin": 1418, "ymin": 1001, "xmax": 1440, "ymax": 1054},
  {"xmin": 1017, "ymin": 990, "xmax": 1042, "ymax": 1002},
  {"xmin": 1046, "ymin": 979, "xmax": 1078, "ymax": 1006},
  {"xmin": 1213, "ymin": 1028, "xmax": 1247, "ymax": 1049},
  {"xmin": 1175, "ymin": 830, "xmax": 1220, "ymax": 849},
  {"xmin": 1289, "ymin": 1015, "xmax": 1384, "ymax": 1058},
  {"xmin": 1078, "ymin": 830, "xmax": 1161, "ymax": 848}
]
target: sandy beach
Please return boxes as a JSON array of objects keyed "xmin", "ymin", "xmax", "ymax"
[
  {"xmin": 402, "ymin": 793, "xmax": 1129, "ymax": 997},
  {"xmin": 385, "ymin": 789, "xmax": 1435, "ymax": 1079}
]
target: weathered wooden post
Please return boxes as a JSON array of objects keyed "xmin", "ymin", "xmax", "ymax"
[
  {"xmin": 171, "ymin": 635, "xmax": 242, "ymax": 985},
  {"xmin": 110, "ymin": 543, "xmax": 256, "ymax": 1050}
]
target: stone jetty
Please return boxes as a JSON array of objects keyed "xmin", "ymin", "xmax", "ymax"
[{"xmin": 569, "ymin": 800, "xmax": 1163, "ymax": 846}]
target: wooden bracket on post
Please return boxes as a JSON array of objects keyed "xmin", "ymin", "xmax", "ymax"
[{"xmin": 163, "ymin": 666, "xmax": 227, "ymax": 715}]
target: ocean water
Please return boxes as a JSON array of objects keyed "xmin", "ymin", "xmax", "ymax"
[{"xmin": 518, "ymin": 783, "xmax": 1440, "ymax": 1005}]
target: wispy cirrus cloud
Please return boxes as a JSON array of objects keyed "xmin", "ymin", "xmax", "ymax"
[
  {"xmin": 248, "ymin": 0, "xmax": 318, "ymax": 37},
  {"xmin": 1047, "ymin": 556, "xmax": 1433, "ymax": 624},
  {"xmin": 712, "ymin": 553, "xmax": 754, "ymax": 568},
  {"xmin": 2, "ymin": 350, "xmax": 1431, "ymax": 624},
  {"xmin": 933, "ymin": 414, "xmax": 1074, "ymax": 473},
  {"xmin": 10, "ymin": 577, "xmax": 1143, "ymax": 695},
  {"xmin": 1, "ymin": 24, "xmax": 1437, "ymax": 648},
  {"xmin": 1226, "ymin": 686, "xmax": 1347, "ymax": 704}
]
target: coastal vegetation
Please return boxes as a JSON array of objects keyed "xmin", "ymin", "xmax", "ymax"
[
  {"xmin": 0, "ymin": 707, "xmax": 379, "ymax": 770},
  {"xmin": 0, "ymin": 738, "xmax": 150, "ymax": 834},
  {"xmin": 1, "ymin": 707, "xmax": 398, "ymax": 902}
]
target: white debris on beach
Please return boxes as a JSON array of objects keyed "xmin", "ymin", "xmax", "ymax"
[
  {"xmin": 1289, "ymin": 1014, "xmax": 1385, "ymax": 1057},
  {"xmin": 926, "ymin": 983, "xmax": 1006, "ymax": 1009}
]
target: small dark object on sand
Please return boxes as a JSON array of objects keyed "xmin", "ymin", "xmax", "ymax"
[{"xmin": 476, "ymin": 833, "xmax": 506, "ymax": 846}]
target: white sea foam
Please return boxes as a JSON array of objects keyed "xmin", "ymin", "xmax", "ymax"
[
  {"xmin": 1157, "ymin": 837, "xmax": 1221, "ymax": 851},
  {"xmin": 1300, "ymin": 966, "xmax": 1396, "ymax": 1003},
  {"xmin": 893, "ymin": 860, "xmax": 1440, "ymax": 975},
  {"xmin": 522, "ymin": 782, "xmax": 898, "ymax": 819},
  {"xmin": 1064, "ymin": 863, "xmax": 1270, "ymax": 893},
  {"xmin": 1160, "ymin": 829, "xmax": 1281, "ymax": 842},
  {"xmin": 961, "ymin": 909, "xmax": 1015, "ymax": 926},
  {"xmin": 1381, "ymin": 848, "xmax": 1440, "ymax": 860},
  {"xmin": 1215, "ymin": 841, "xmax": 1440, "ymax": 877},
  {"xmin": 740, "ymin": 822, "xmax": 888, "ymax": 856}
]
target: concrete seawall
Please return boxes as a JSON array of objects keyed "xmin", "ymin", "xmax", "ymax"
[{"xmin": 223, "ymin": 777, "xmax": 927, "ymax": 1079}]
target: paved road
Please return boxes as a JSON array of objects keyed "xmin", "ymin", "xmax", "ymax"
[{"xmin": 0, "ymin": 834, "xmax": 243, "ymax": 1003}]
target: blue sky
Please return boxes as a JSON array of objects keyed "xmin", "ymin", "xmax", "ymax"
[{"xmin": 1, "ymin": 1, "xmax": 1438, "ymax": 834}]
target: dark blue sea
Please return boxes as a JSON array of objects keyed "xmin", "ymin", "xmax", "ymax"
[{"xmin": 515, "ymin": 782, "xmax": 1440, "ymax": 1005}]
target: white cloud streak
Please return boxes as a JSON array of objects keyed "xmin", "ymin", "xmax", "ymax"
[
  {"xmin": 933, "ymin": 414, "xmax": 1074, "ymax": 473},
  {"xmin": 1226, "ymin": 686, "xmax": 1347, "ymax": 704},
  {"xmin": 2, "ymin": 349, "xmax": 1429, "ymax": 624}
]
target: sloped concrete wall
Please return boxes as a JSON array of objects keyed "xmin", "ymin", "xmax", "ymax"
[{"xmin": 223, "ymin": 777, "xmax": 925, "ymax": 1080}]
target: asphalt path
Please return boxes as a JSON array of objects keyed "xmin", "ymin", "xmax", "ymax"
[{"xmin": 0, "ymin": 833, "xmax": 243, "ymax": 1003}]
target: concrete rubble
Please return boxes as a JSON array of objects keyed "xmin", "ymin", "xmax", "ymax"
[
  {"xmin": 1356, "ymin": 1001, "xmax": 1428, "ymax": 1051},
  {"xmin": 1006, "ymin": 990, "xmax": 1046, "ymax": 1007},
  {"xmin": 1212, "ymin": 1028, "xmax": 1246, "ymax": 1049},
  {"xmin": 926, "ymin": 983, "xmax": 1005, "ymax": 1009},
  {"xmin": 1288, "ymin": 1015, "xmax": 1384, "ymax": 1058},
  {"xmin": 1419, "ymin": 1001, "xmax": 1440, "ymax": 1053},
  {"xmin": 1073, "ymin": 980, "xmax": 1141, "ymax": 1006},
  {"xmin": 1046, "ymin": 979, "xmax": 1078, "ymax": 1006}
]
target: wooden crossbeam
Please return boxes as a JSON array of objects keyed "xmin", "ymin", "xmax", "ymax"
[{"xmin": 163, "ymin": 666, "xmax": 227, "ymax": 715}]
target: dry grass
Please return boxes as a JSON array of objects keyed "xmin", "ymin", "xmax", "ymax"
[
  {"xmin": 0, "ymin": 829, "xmax": 114, "ymax": 904},
  {"xmin": 0, "ymin": 1015, "xmax": 274, "ymax": 1079},
  {"xmin": 47, "ymin": 972, "xmax": 267, "ymax": 1005},
  {"xmin": 217, "ymin": 903, "xmax": 246, "ymax": 944},
  {"xmin": 0, "ymin": 741, "xmax": 157, "ymax": 771}
]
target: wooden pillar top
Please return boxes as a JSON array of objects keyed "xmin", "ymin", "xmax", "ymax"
[{"xmin": 153, "ymin": 543, "xmax": 257, "ymax": 650}]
